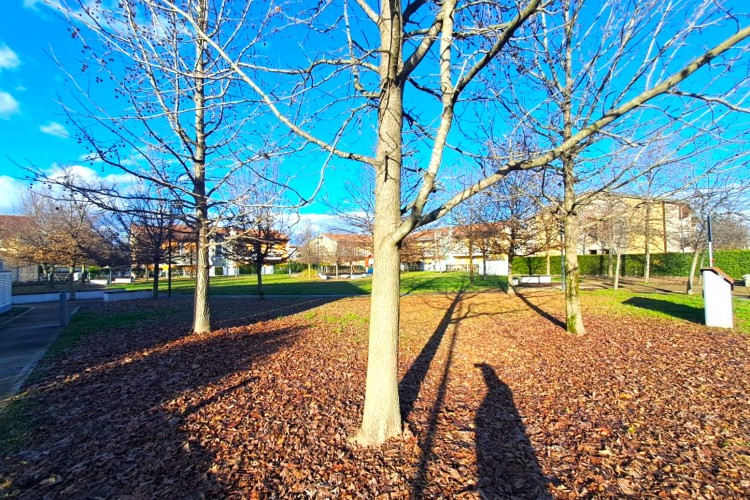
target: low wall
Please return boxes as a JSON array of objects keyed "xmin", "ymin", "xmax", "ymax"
[
  {"xmin": 103, "ymin": 290, "xmax": 154, "ymax": 302},
  {"xmin": 0, "ymin": 271, "xmax": 11, "ymax": 314},
  {"xmin": 12, "ymin": 290, "xmax": 109, "ymax": 304}
]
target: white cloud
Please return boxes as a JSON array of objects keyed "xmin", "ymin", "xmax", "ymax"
[
  {"xmin": 39, "ymin": 121, "xmax": 69, "ymax": 138},
  {"xmin": 0, "ymin": 176, "xmax": 29, "ymax": 213},
  {"xmin": 295, "ymin": 212, "xmax": 339, "ymax": 233},
  {"xmin": 0, "ymin": 44, "xmax": 20, "ymax": 71},
  {"xmin": 0, "ymin": 91, "xmax": 20, "ymax": 119},
  {"xmin": 46, "ymin": 164, "xmax": 138, "ymax": 189}
]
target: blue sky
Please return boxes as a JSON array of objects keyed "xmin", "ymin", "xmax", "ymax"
[
  {"xmin": 1, "ymin": 0, "xmax": 749, "ymax": 227},
  {"xmin": 1, "ymin": 2, "xmax": 76, "ymax": 210}
]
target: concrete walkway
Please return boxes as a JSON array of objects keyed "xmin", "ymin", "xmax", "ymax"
[{"xmin": 0, "ymin": 301, "xmax": 80, "ymax": 403}]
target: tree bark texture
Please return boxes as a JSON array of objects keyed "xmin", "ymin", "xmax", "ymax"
[
  {"xmin": 353, "ymin": 0, "xmax": 404, "ymax": 446},
  {"xmin": 687, "ymin": 250, "xmax": 701, "ymax": 295},
  {"xmin": 191, "ymin": 2, "xmax": 211, "ymax": 334}
]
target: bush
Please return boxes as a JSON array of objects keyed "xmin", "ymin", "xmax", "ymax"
[
  {"xmin": 274, "ymin": 262, "xmax": 306, "ymax": 274},
  {"xmin": 512, "ymin": 250, "xmax": 750, "ymax": 279}
]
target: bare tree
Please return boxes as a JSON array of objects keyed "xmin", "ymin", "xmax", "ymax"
[
  {"xmin": 295, "ymin": 222, "xmax": 319, "ymax": 278},
  {"xmin": 487, "ymin": 0, "xmax": 750, "ymax": 335},
  {"xmin": 679, "ymin": 176, "xmax": 750, "ymax": 294},
  {"xmin": 8, "ymin": 187, "xmax": 117, "ymax": 297},
  {"xmin": 35, "ymin": 0, "xmax": 296, "ymax": 334}
]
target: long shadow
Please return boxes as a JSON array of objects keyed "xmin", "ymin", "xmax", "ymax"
[
  {"xmin": 38, "ymin": 295, "xmax": 341, "ymax": 379},
  {"xmin": 473, "ymin": 363, "xmax": 551, "ymax": 498},
  {"xmin": 399, "ymin": 293, "xmax": 462, "ymax": 421},
  {"xmin": 410, "ymin": 296, "xmax": 463, "ymax": 498},
  {"xmin": 514, "ymin": 290, "xmax": 566, "ymax": 329},
  {"xmin": 623, "ymin": 297, "xmax": 703, "ymax": 324},
  {"xmin": 1, "ymin": 315, "xmax": 305, "ymax": 496}
]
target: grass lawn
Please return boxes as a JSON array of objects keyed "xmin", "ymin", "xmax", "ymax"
[
  {"xmin": 580, "ymin": 288, "xmax": 750, "ymax": 335},
  {"xmin": 118, "ymin": 271, "xmax": 509, "ymax": 296}
]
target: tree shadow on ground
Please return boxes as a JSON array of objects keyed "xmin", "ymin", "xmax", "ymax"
[
  {"xmin": 514, "ymin": 290, "xmax": 566, "ymax": 330},
  {"xmin": 472, "ymin": 363, "xmax": 551, "ymax": 498},
  {"xmin": 408, "ymin": 294, "xmax": 464, "ymax": 497},
  {"xmin": 0, "ymin": 298, "xmax": 329, "ymax": 497},
  {"xmin": 623, "ymin": 297, "xmax": 703, "ymax": 325},
  {"xmin": 39, "ymin": 296, "xmax": 340, "ymax": 379},
  {"xmin": 399, "ymin": 293, "xmax": 462, "ymax": 421}
]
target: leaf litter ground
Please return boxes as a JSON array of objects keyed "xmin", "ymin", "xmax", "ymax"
[{"xmin": 1, "ymin": 291, "xmax": 749, "ymax": 498}]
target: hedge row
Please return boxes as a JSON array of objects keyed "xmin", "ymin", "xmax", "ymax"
[{"xmin": 512, "ymin": 250, "xmax": 750, "ymax": 279}]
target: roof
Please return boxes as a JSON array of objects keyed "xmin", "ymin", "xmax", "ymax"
[{"xmin": 0, "ymin": 215, "xmax": 34, "ymax": 234}]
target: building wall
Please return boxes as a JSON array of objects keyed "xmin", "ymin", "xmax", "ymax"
[{"xmin": 0, "ymin": 270, "xmax": 11, "ymax": 314}]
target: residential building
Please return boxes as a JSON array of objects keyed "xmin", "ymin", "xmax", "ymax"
[
  {"xmin": 578, "ymin": 193, "xmax": 694, "ymax": 255},
  {"xmin": 0, "ymin": 214, "xmax": 40, "ymax": 283}
]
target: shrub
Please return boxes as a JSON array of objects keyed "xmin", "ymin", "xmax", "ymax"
[{"xmin": 512, "ymin": 250, "xmax": 750, "ymax": 279}]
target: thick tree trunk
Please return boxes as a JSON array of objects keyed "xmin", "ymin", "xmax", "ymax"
[
  {"xmin": 191, "ymin": 4, "xmax": 211, "ymax": 334},
  {"xmin": 193, "ymin": 220, "xmax": 211, "ymax": 333},
  {"xmin": 564, "ymin": 214, "xmax": 585, "ymax": 335},
  {"xmin": 507, "ymin": 259, "xmax": 515, "ymax": 295},
  {"xmin": 560, "ymin": 15, "xmax": 584, "ymax": 335},
  {"xmin": 686, "ymin": 250, "xmax": 701, "ymax": 295},
  {"xmin": 352, "ymin": 0, "xmax": 404, "ymax": 447}
]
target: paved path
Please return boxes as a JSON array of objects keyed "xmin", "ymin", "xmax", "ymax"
[{"xmin": 0, "ymin": 301, "xmax": 81, "ymax": 403}]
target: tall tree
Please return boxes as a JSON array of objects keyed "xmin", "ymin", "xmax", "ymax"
[{"xmin": 37, "ymin": 0, "xmax": 291, "ymax": 334}]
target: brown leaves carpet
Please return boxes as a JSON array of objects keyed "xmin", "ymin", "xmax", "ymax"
[{"xmin": 1, "ymin": 291, "xmax": 749, "ymax": 498}]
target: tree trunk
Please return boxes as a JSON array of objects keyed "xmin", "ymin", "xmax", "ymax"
[
  {"xmin": 545, "ymin": 248, "xmax": 551, "ymax": 275},
  {"xmin": 643, "ymin": 202, "xmax": 652, "ymax": 283},
  {"xmin": 152, "ymin": 257, "xmax": 161, "ymax": 299},
  {"xmin": 614, "ymin": 251, "xmax": 621, "ymax": 290},
  {"xmin": 352, "ymin": 0, "xmax": 404, "ymax": 446},
  {"xmin": 686, "ymin": 250, "xmax": 701, "ymax": 295},
  {"xmin": 256, "ymin": 261, "xmax": 265, "ymax": 300},
  {"xmin": 564, "ymin": 214, "xmax": 585, "ymax": 335},
  {"xmin": 191, "ymin": 4, "xmax": 211, "ymax": 334},
  {"xmin": 560, "ymin": 15, "xmax": 584, "ymax": 335},
  {"xmin": 468, "ymin": 237, "xmax": 474, "ymax": 285},
  {"xmin": 507, "ymin": 258, "xmax": 515, "ymax": 295}
]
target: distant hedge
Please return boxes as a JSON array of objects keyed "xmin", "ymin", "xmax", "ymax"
[{"xmin": 512, "ymin": 250, "xmax": 750, "ymax": 279}]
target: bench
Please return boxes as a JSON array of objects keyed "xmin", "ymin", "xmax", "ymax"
[{"xmin": 518, "ymin": 275, "xmax": 552, "ymax": 284}]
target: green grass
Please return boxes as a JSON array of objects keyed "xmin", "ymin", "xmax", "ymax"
[
  {"xmin": 44, "ymin": 307, "xmax": 180, "ymax": 359},
  {"xmin": 0, "ymin": 398, "xmax": 37, "ymax": 456},
  {"xmin": 117, "ymin": 271, "xmax": 509, "ymax": 296},
  {"xmin": 583, "ymin": 289, "xmax": 750, "ymax": 335}
]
